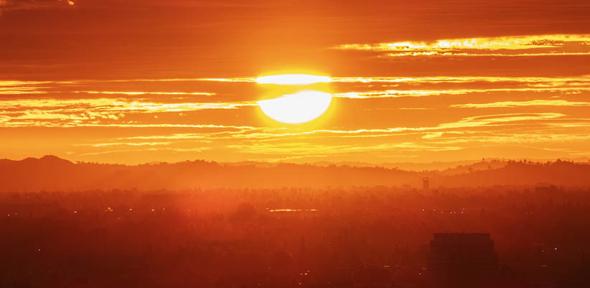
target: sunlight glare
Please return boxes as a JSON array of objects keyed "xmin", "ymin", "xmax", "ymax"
[
  {"xmin": 258, "ymin": 90, "xmax": 332, "ymax": 124},
  {"xmin": 256, "ymin": 74, "xmax": 332, "ymax": 85}
]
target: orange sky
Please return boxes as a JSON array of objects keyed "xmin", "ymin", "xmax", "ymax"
[{"xmin": 1, "ymin": 0, "xmax": 590, "ymax": 164}]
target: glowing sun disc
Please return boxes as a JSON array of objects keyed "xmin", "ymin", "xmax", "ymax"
[
  {"xmin": 258, "ymin": 91, "xmax": 332, "ymax": 124},
  {"xmin": 256, "ymin": 74, "xmax": 332, "ymax": 85}
]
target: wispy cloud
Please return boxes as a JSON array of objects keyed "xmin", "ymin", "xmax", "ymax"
[
  {"xmin": 77, "ymin": 91, "xmax": 215, "ymax": 96},
  {"xmin": 112, "ymin": 101, "xmax": 252, "ymax": 113},
  {"xmin": 335, "ymin": 34, "xmax": 590, "ymax": 57},
  {"xmin": 332, "ymin": 75, "xmax": 590, "ymax": 86},
  {"xmin": 227, "ymin": 141, "xmax": 462, "ymax": 158},
  {"xmin": 430, "ymin": 132, "xmax": 590, "ymax": 145},
  {"xmin": 86, "ymin": 142, "xmax": 172, "ymax": 148},
  {"xmin": 108, "ymin": 75, "xmax": 590, "ymax": 85},
  {"xmin": 76, "ymin": 75, "xmax": 590, "ymax": 101},
  {"xmin": 336, "ymin": 87, "xmax": 590, "ymax": 99},
  {"xmin": 0, "ymin": 0, "xmax": 74, "ymax": 12},
  {"xmin": 452, "ymin": 99, "xmax": 590, "ymax": 108},
  {"xmin": 61, "ymin": 111, "xmax": 587, "ymax": 163},
  {"xmin": 0, "ymin": 98, "xmax": 251, "ymax": 112},
  {"xmin": 438, "ymin": 113, "xmax": 565, "ymax": 129},
  {"xmin": 1, "ymin": 75, "xmax": 589, "ymax": 163},
  {"xmin": 0, "ymin": 98, "xmax": 254, "ymax": 127},
  {"xmin": 106, "ymin": 113, "xmax": 568, "ymax": 142},
  {"xmin": 0, "ymin": 80, "xmax": 50, "ymax": 95}
]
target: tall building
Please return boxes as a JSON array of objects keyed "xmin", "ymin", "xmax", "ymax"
[
  {"xmin": 428, "ymin": 233, "xmax": 498, "ymax": 288},
  {"xmin": 422, "ymin": 177, "xmax": 430, "ymax": 190}
]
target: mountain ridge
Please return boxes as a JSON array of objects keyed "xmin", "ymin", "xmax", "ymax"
[{"xmin": 0, "ymin": 155, "xmax": 589, "ymax": 191}]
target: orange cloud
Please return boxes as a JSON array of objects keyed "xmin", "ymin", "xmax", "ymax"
[
  {"xmin": 78, "ymin": 91, "xmax": 215, "ymax": 96},
  {"xmin": 0, "ymin": 0, "xmax": 75, "ymax": 11},
  {"xmin": 336, "ymin": 34, "xmax": 590, "ymax": 57},
  {"xmin": 0, "ymin": 98, "xmax": 254, "ymax": 127},
  {"xmin": 452, "ymin": 100, "xmax": 590, "ymax": 108}
]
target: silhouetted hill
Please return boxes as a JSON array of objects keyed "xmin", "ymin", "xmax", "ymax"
[
  {"xmin": 0, "ymin": 156, "xmax": 589, "ymax": 192},
  {"xmin": 437, "ymin": 160, "xmax": 590, "ymax": 187}
]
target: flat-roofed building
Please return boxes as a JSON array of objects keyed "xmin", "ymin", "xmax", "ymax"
[{"xmin": 428, "ymin": 233, "xmax": 498, "ymax": 288}]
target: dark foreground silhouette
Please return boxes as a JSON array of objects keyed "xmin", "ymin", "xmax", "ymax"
[{"xmin": 1, "ymin": 185, "xmax": 589, "ymax": 288}]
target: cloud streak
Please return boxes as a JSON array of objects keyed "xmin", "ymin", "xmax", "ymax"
[
  {"xmin": 452, "ymin": 99, "xmax": 590, "ymax": 108},
  {"xmin": 0, "ymin": 98, "xmax": 255, "ymax": 127},
  {"xmin": 336, "ymin": 34, "xmax": 590, "ymax": 57},
  {"xmin": 0, "ymin": 0, "xmax": 74, "ymax": 12},
  {"xmin": 78, "ymin": 91, "xmax": 215, "ymax": 96}
]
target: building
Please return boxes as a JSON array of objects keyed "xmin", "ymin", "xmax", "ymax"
[
  {"xmin": 422, "ymin": 177, "xmax": 430, "ymax": 190},
  {"xmin": 428, "ymin": 233, "xmax": 498, "ymax": 288}
]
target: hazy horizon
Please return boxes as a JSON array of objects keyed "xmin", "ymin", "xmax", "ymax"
[
  {"xmin": 2, "ymin": 1, "xmax": 590, "ymax": 287},
  {"xmin": 3, "ymin": 154, "xmax": 590, "ymax": 170}
]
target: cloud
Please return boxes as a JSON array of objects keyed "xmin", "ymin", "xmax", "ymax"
[
  {"xmin": 119, "ymin": 75, "xmax": 590, "ymax": 85},
  {"xmin": 336, "ymin": 87, "xmax": 590, "ymax": 99},
  {"xmin": 227, "ymin": 141, "xmax": 462, "ymax": 158},
  {"xmin": 77, "ymin": 91, "xmax": 214, "ymax": 96},
  {"xmin": 438, "ymin": 113, "xmax": 565, "ymax": 129},
  {"xmin": 336, "ymin": 34, "xmax": 590, "ymax": 57},
  {"xmin": 106, "ymin": 112, "xmax": 568, "ymax": 143},
  {"xmin": 0, "ymin": 98, "xmax": 251, "ymax": 112},
  {"xmin": 87, "ymin": 141, "xmax": 171, "ymax": 148},
  {"xmin": 431, "ymin": 132, "xmax": 590, "ymax": 145},
  {"xmin": 0, "ymin": 0, "xmax": 74, "ymax": 12},
  {"xmin": 0, "ymin": 80, "xmax": 51, "ymax": 95},
  {"xmin": 59, "ymin": 110, "xmax": 586, "ymax": 163},
  {"xmin": 332, "ymin": 76, "xmax": 590, "ymax": 86},
  {"xmin": 452, "ymin": 99, "xmax": 590, "ymax": 108},
  {"xmin": 1, "ymin": 76, "xmax": 587, "ymax": 164},
  {"xmin": 0, "ymin": 98, "xmax": 254, "ymax": 127},
  {"xmin": 103, "ymin": 75, "xmax": 590, "ymax": 100}
]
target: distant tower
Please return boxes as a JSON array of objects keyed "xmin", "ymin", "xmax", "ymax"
[
  {"xmin": 422, "ymin": 177, "xmax": 430, "ymax": 190},
  {"xmin": 428, "ymin": 233, "xmax": 498, "ymax": 288}
]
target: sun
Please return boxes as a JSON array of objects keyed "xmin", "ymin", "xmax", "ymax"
[
  {"xmin": 256, "ymin": 73, "xmax": 333, "ymax": 124},
  {"xmin": 258, "ymin": 90, "xmax": 333, "ymax": 124}
]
